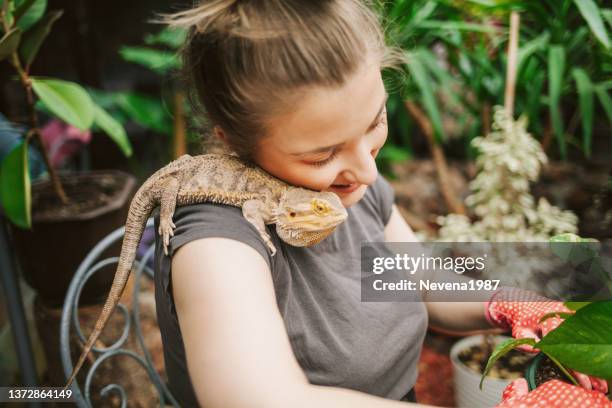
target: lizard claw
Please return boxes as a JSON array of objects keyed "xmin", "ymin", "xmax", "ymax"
[{"xmin": 159, "ymin": 218, "xmax": 175, "ymax": 256}]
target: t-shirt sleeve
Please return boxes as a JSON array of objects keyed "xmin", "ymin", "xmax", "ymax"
[
  {"xmin": 372, "ymin": 173, "xmax": 396, "ymax": 226},
  {"xmin": 164, "ymin": 203, "xmax": 273, "ymax": 269}
]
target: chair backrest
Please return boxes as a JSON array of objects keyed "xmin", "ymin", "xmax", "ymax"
[{"xmin": 60, "ymin": 218, "xmax": 179, "ymax": 407}]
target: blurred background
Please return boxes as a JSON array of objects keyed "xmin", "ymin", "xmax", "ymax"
[{"xmin": 0, "ymin": 0, "xmax": 610, "ymax": 406}]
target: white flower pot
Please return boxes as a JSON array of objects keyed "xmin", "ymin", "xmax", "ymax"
[{"xmin": 450, "ymin": 335, "xmax": 513, "ymax": 408}]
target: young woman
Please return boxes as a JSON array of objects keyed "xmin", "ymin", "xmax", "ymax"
[{"xmin": 153, "ymin": 1, "xmax": 609, "ymax": 406}]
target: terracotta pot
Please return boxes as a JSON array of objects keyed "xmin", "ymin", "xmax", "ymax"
[{"xmin": 10, "ymin": 170, "xmax": 136, "ymax": 308}]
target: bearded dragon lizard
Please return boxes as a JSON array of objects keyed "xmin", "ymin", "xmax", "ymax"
[{"xmin": 64, "ymin": 153, "xmax": 347, "ymax": 389}]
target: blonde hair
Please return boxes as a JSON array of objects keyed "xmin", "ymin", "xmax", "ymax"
[{"xmin": 163, "ymin": 0, "xmax": 402, "ymax": 162}]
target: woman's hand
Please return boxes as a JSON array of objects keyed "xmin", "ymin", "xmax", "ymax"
[
  {"xmin": 495, "ymin": 379, "xmax": 612, "ymax": 408},
  {"xmin": 485, "ymin": 287, "xmax": 608, "ymax": 393}
]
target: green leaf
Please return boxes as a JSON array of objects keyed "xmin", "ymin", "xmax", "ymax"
[
  {"xmin": 144, "ymin": 27, "xmax": 186, "ymax": 49},
  {"xmin": 19, "ymin": 9, "xmax": 62, "ymax": 67},
  {"xmin": 479, "ymin": 338, "xmax": 536, "ymax": 389},
  {"xmin": 405, "ymin": 50, "xmax": 445, "ymax": 141},
  {"xmin": 595, "ymin": 85, "xmax": 612, "ymax": 124},
  {"xmin": 571, "ymin": 68, "xmax": 594, "ymax": 156},
  {"xmin": 0, "ymin": 27, "xmax": 22, "ymax": 61},
  {"xmin": 116, "ymin": 92, "xmax": 172, "ymax": 134},
  {"xmin": 602, "ymin": 9, "xmax": 612, "ymax": 28},
  {"xmin": 537, "ymin": 302, "xmax": 612, "ymax": 379},
  {"xmin": 14, "ymin": 0, "xmax": 46, "ymax": 32},
  {"xmin": 517, "ymin": 32, "xmax": 549, "ymax": 73},
  {"xmin": 564, "ymin": 301, "xmax": 592, "ymax": 311},
  {"xmin": 0, "ymin": 141, "xmax": 31, "ymax": 228},
  {"xmin": 119, "ymin": 46, "xmax": 179, "ymax": 74},
  {"xmin": 573, "ymin": 0, "xmax": 610, "ymax": 49},
  {"xmin": 30, "ymin": 77, "xmax": 94, "ymax": 130},
  {"xmin": 93, "ymin": 105, "xmax": 132, "ymax": 157},
  {"xmin": 548, "ymin": 46, "xmax": 566, "ymax": 159}
]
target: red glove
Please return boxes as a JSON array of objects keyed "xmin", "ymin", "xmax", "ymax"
[
  {"xmin": 496, "ymin": 379, "xmax": 612, "ymax": 408},
  {"xmin": 485, "ymin": 287, "xmax": 608, "ymax": 393}
]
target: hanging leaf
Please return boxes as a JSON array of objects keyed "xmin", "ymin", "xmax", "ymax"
[
  {"xmin": 31, "ymin": 77, "xmax": 94, "ymax": 130},
  {"xmin": 573, "ymin": 0, "xmax": 610, "ymax": 49},
  {"xmin": 594, "ymin": 85, "xmax": 612, "ymax": 125},
  {"xmin": 0, "ymin": 141, "xmax": 31, "ymax": 228},
  {"xmin": 548, "ymin": 46, "xmax": 566, "ymax": 159},
  {"xmin": 14, "ymin": 0, "xmax": 46, "ymax": 32},
  {"xmin": 93, "ymin": 105, "xmax": 132, "ymax": 157},
  {"xmin": 571, "ymin": 69, "xmax": 594, "ymax": 156},
  {"xmin": 19, "ymin": 9, "xmax": 62, "ymax": 67},
  {"xmin": 0, "ymin": 28, "xmax": 22, "ymax": 61},
  {"xmin": 405, "ymin": 50, "xmax": 445, "ymax": 142},
  {"xmin": 479, "ymin": 338, "xmax": 537, "ymax": 389},
  {"xmin": 537, "ymin": 302, "xmax": 612, "ymax": 379}
]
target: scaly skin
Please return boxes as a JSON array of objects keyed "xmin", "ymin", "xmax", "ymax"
[{"xmin": 63, "ymin": 153, "xmax": 347, "ymax": 390}]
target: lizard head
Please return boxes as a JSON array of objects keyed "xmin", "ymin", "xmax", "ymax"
[{"xmin": 275, "ymin": 188, "xmax": 348, "ymax": 247}]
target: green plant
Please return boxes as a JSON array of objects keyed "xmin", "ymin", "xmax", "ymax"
[
  {"xmin": 480, "ymin": 233, "xmax": 612, "ymax": 388},
  {"xmin": 0, "ymin": 0, "xmax": 132, "ymax": 228}
]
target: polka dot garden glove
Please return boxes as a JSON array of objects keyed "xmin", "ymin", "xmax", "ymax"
[
  {"xmin": 485, "ymin": 287, "xmax": 609, "ymax": 393},
  {"xmin": 496, "ymin": 379, "xmax": 612, "ymax": 408}
]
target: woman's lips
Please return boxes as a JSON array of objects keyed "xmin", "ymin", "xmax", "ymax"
[{"xmin": 328, "ymin": 183, "xmax": 360, "ymax": 194}]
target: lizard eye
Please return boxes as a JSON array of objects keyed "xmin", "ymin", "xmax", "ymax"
[{"xmin": 289, "ymin": 211, "xmax": 297, "ymax": 217}]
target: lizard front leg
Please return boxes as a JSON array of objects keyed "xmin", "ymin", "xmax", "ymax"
[
  {"xmin": 242, "ymin": 199, "xmax": 277, "ymax": 256},
  {"xmin": 159, "ymin": 177, "xmax": 180, "ymax": 255}
]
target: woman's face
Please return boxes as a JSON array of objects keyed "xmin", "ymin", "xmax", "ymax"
[{"xmin": 253, "ymin": 56, "xmax": 388, "ymax": 208}]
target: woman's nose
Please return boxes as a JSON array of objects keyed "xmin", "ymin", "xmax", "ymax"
[{"xmin": 343, "ymin": 144, "xmax": 378, "ymax": 185}]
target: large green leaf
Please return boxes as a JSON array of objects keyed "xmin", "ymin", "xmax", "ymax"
[
  {"xmin": 517, "ymin": 32, "xmax": 549, "ymax": 73},
  {"xmin": 93, "ymin": 105, "xmax": 132, "ymax": 157},
  {"xmin": 537, "ymin": 302, "xmax": 612, "ymax": 379},
  {"xmin": 548, "ymin": 46, "xmax": 566, "ymax": 159},
  {"xmin": 30, "ymin": 78, "xmax": 94, "ymax": 130},
  {"xmin": 119, "ymin": 46, "xmax": 179, "ymax": 74},
  {"xmin": 0, "ymin": 27, "xmax": 22, "ymax": 61},
  {"xmin": 14, "ymin": 0, "xmax": 46, "ymax": 32},
  {"xmin": 19, "ymin": 9, "xmax": 62, "ymax": 67},
  {"xmin": 480, "ymin": 338, "xmax": 536, "ymax": 389},
  {"xmin": 571, "ymin": 68, "xmax": 594, "ymax": 156},
  {"xmin": 0, "ymin": 141, "xmax": 31, "ymax": 228},
  {"xmin": 573, "ymin": 0, "xmax": 610, "ymax": 49}
]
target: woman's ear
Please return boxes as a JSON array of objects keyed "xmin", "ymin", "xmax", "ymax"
[{"xmin": 213, "ymin": 125, "xmax": 227, "ymax": 142}]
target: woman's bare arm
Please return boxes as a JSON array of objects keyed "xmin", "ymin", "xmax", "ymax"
[
  {"xmin": 172, "ymin": 237, "xmax": 430, "ymax": 407},
  {"xmin": 384, "ymin": 205, "xmax": 496, "ymax": 332}
]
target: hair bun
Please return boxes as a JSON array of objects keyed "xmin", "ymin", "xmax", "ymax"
[{"xmin": 162, "ymin": 0, "xmax": 242, "ymax": 35}]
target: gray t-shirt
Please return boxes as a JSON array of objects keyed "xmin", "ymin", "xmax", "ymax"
[{"xmin": 154, "ymin": 173, "xmax": 428, "ymax": 407}]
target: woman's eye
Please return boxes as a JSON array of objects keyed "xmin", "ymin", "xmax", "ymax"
[{"xmin": 307, "ymin": 149, "xmax": 339, "ymax": 167}]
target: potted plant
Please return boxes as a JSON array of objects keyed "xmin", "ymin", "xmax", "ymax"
[
  {"xmin": 450, "ymin": 334, "xmax": 535, "ymax": 407},
  {"xmin": 0, "ymin": 0, "xmax": 135, "ymax": 307},
  {"xmin": 481, "ymin": 234, "xmax": 612, "ymax": 400}
]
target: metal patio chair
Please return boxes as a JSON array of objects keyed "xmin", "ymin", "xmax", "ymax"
[{"xmin": 60, "ymin": 218, "xmax": 179, "ymax": 407}]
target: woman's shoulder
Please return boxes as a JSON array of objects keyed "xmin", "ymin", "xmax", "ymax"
[{"xmin": 154, "ymin": 202, "xmax": 273, "ymax": 269}]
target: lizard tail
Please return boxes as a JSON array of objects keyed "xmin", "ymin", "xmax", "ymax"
[{"xmin": 63, "ymin": 187, "xmax": 156, "ymax": 391}]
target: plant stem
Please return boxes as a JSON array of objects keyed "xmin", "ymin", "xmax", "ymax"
[
  {"xmin": 504, "ymin": 11, "xmax": 520, "ymax": 117},
  {"xmin": 3, "ymin": 15, "xmax": 68, "ymax": 204},
  {"xmin": 404, "ymin": 100, "xmax": 466, "ymax": 215}
]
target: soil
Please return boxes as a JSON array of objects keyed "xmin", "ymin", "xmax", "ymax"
[
  {"xmin": 457, "ymin": 339, "xmax": 535, "ymax": 380},
  {"xmin": 31, "ymin": 172, "xmax": 129, "ymax": 221},
  {"xmin": 534, "ymin": 355, "xmax": 572, "ymax": 387}
]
